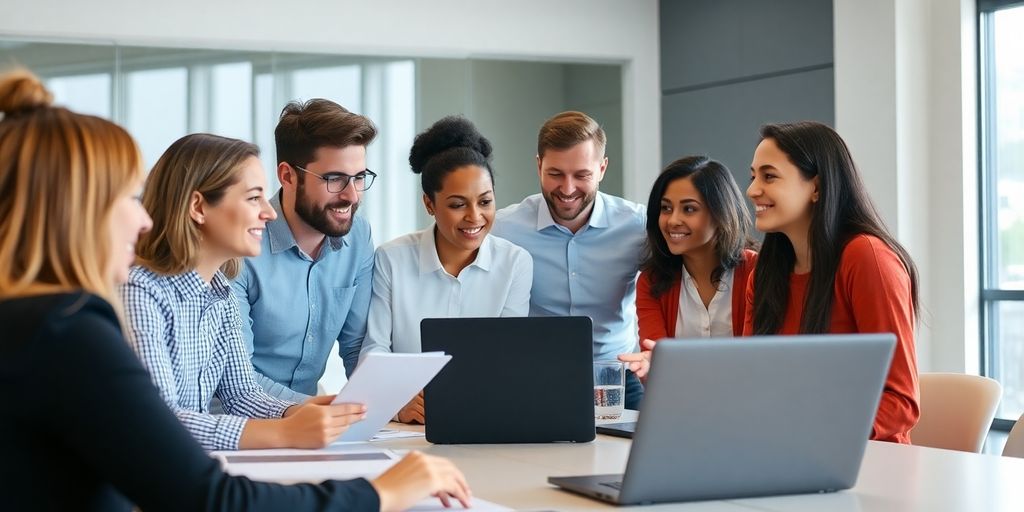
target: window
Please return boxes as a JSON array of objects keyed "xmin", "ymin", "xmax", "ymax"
[{"xmin": 980, "ymin": 1, "xmax": 1024, "ymax": 425}]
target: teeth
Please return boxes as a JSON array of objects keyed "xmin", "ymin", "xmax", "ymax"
[
  {"xmin": 461, "ymin": 227, "xmax": 482, "ymax": 235},
  {"xmin": 668, "ymin": 233, "xmax": 690, "ymax": 239},
  {"xmin": 330, "ymin": 206, "xmax": 351, "ymax": 214},
  {"xmin": 756, "ymin": 205, "xmax": 770, "ymax": 212}
]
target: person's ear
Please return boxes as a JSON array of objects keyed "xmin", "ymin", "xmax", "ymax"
[
  {"xmin": 278, "ymin": 162, "xmax": 296, "ymax": 187},
  {"xmin": 811, "ymin": 176, "xmax": 820, "ymax": 203},
  {"xmin": 189, "ymin": 191, "xmax": 206, "ymax": 224},
  {"xmin": 423, "ymin": 193, "xmax": 435, "ymax": 216},
  {"xmin": 597, "ymin": 156, "xmax": 609, "ymax": 183}
]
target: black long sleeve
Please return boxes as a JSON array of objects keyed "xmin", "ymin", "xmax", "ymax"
[{"xmin": 0, "ymin": 293, "xmax": 380, "ymax": 511}]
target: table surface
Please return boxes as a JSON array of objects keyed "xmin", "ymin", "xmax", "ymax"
[{"xmin": 361, "ymin": 411, "xmax": 1024, "ymax": 512}]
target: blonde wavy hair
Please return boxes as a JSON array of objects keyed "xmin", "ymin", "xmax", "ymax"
[
  {"xmin": 135, "ymin": 133, "xmax": 260, "ymax": 279},
  {"xmin": 0, "ymin": 69, "xmax": 142, "ymax": 303}
]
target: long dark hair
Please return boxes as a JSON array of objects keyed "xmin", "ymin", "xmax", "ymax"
[
  {"xmin": 642, "ymin": 156, "xmax": 753, "ymax": 297},
  {"xmin": 751, "ymin": 121, "xmax": 919, "ymax": 334}
]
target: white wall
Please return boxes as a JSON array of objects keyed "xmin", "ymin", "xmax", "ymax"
[
  {"xmin": 835, "ymin": 0, "xmax": 979, "ymax": 373},
  {"xmin": 0, "ymin": 0, "xmax": 661, "ymax": 202}
]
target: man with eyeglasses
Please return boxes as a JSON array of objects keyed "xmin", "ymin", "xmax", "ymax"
[{"xmin": 231, "ymin": 98, "xmax": 378, "ymax": 402}]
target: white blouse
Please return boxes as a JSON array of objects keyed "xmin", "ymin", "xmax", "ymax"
[
  {"xmin": 674, "ymin": 267, "xmax": 734, "ymax": 339},
  {"xmin": 360, "ymin": 226, "xmax": 533, "ymax": 357}
]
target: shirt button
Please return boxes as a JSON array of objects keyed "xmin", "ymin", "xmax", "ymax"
[
  {"xmin": 310, "ymin": 303, "xmax": 317, "ymax": 310},
  {"xmin": 306, "ymin": 335, "xmax": 313, "ymax": 343}
]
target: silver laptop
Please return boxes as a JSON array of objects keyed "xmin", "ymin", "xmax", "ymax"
[{"xmin": 549, "ymin": 334, "xmax": 896, "ymax": 505}]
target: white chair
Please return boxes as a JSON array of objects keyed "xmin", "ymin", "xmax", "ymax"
[
  {"xmin": 1002, "ymin": 413, "xmax": 1024, "ymax": 458},
  {"xmin": 909, "ymin": 373, "xmax": 1001, "ymax": 453}
]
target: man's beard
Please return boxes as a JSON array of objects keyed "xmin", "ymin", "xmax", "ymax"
[
  {"xmin": 295, "ymin": 179, "xmax": 358, "ymax": 237},
  {"xmin": 543, "ymin": 189, "xmax": 595, "ymax": 223}
]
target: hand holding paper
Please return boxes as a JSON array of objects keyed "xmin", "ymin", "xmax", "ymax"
[{"xmin": 332, "ymin": 352, "xmax": 451, "ymax": 442}]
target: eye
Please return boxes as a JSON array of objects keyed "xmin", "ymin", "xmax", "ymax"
[
  {"xmin": 480, "ymin": 199, "xmax": 494, "ymax": 206},
  {"xmin": 660, "ymin": 204, "xmax": 671, "ymax": 213},
  {"xmin": 449, "ymin": 202, "xmax": 466, "ymax": 209},
  {"xmin": 684, "ymin": 206, "xmax": 698, "ymax": 213}
]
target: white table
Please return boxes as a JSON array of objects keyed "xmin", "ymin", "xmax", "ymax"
[
  {"xmin": 233, "ymin": 409, "xmax": 1024, "ymax": 511},
  {"xmin": 362, "ymin": 417, "xmax": 1024, "ymax": 511}
]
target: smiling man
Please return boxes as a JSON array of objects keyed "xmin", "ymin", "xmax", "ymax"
[
  {"xmin": 232, "ymin": 99, "xmax": 377, "ymax": 402},
  {"xmin": 491, "ymin": 111, "xmax": 647, "ymax": 410}
]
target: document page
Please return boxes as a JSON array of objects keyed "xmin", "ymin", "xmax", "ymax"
[{"xmin": 331, "ymin": 352, "xmax": 451, "ymax": 441}]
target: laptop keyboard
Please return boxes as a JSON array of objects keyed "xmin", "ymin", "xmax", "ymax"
[{"xmin": 600, "ymin": 481, "xmax": 623, "ymax": 490}]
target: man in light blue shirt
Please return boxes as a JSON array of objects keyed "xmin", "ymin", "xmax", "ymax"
[
  {"xmin": 490, "ymin": 111, "xmax": 646, "ymax": 409},
  {"xmin": 232, "ymin": 99, "xmax": 377, "ymax": 402}
]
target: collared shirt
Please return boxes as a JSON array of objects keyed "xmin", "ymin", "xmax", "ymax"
[
  {"xmin": 675, "ymin": 268, "xmax": 734, "ymax": 338},
  {"xmin": 359, "ymin": 226, "xmax": 533, "ymax": 356},
  {"xmin": 491, "ymin": 192, "xmax": 646, "ymax": 361},
  {"xmin": 232, "ymin": 193, "xmax": 374, "ymax": 401},
  {"xmin": 120, "ymin": 266, "xmax": 293, "ymax": 451}
]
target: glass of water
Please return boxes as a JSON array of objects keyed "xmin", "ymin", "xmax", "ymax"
[{"xmin": 594, "ymin": 360, "xmax": 625, "ymax": 420}]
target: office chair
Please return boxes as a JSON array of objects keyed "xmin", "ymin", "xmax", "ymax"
[{"xmin": 909, "ymin": 373, "xmax": 1001, "ymax": 453}]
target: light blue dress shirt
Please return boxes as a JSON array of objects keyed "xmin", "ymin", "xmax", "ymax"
[
  {"xmin": 232, "ymin": 193, "xmax": 374, "ymax": 402},
  {"xmin": 359, "ymin": 226, "xmax": 533, "ymax": 357},
  {"xmin": 121, "ymin": 267, "xmax": 294, "ymax": 451},
  {"xmin": 490, "ymin": 192, "xmax": 646, "ymax": 361}
]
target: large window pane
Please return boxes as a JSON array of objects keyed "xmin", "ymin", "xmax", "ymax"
[
  {"xmin": 992, "ymin": 301, "xmax": 1024, "ymax": 420},
  {"xmin": 210, "ymin": 62, "xmax": 253, "ymax": 141},
  {"xmin": 47, "ymin": 74, "xmax": 111, "ymax": 119},
  {"xmin": 290, "ymin": 66, "xmax": 361, "ymax": 110},
  {"xmin": 993, "ymin": 6, "xmax": 1024, "ymax": 290},
  {"xmin": 125, "ymin": 68, "xmax": 188, "ymax": 170}
]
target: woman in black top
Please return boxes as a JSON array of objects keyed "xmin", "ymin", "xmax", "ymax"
[{"xmin": 0, "ymin": 69, "xmax": 471, "ymax": 511}]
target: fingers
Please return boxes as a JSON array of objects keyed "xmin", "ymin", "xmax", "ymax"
[
  {"xmin": 326, "ymin": 403, "xmax": 367, "ymax": 417},
  {"xmin": 618, "ymin": 353, "xmax": 645, "ymax": 362},
  {"xmin": 641, "ymin": 338, "xmax": 657, "ymax": 350}
]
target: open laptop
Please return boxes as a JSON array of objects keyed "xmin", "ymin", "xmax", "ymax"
[
  {"xmin": 549, "ymin": 334, "xmax": 896, "ymax": 505},
  {"xmin": 421, "ymin": 316, "xmax": 596, "ymax": 444}
]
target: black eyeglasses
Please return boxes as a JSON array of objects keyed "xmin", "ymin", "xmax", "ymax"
[{"xmin": 291, "ymin": 164, "xmax": 377, "ymax": 193}]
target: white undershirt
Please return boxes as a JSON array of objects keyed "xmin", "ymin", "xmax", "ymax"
[{"xmin": 675, "ymin": 267, "xmax": 734, "ymax": 339}]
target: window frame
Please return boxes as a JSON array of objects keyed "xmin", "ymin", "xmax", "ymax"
[{"xmin": 978, "ymin": 0, "xmax": 1024, "ymax": 430}]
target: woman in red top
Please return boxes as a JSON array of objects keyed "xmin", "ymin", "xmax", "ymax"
[
  {"xmin": 744, "ymin": 121, "xmax": 920, "ymax": 444},
  {"xmin": 620, "ymin": 156, "xmax": 756, "ymax": 379}
]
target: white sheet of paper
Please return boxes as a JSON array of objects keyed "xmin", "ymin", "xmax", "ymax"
[{"xmin": 331, "ymin": 351, "xmax": 451, "ymax": 441}]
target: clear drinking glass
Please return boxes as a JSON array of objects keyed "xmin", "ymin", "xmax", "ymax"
[{"xmin": 594, "ymin": 360, "xmax": 625, "ymax": 420}]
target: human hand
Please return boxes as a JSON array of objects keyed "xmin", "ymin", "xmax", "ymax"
[
  {"xmin": 281, "ymin": 395, "xmax": 366, "ymax": 448},
  {"xmin": 396, "ymin": 391, "xmax": 425, "ymax": 424},
  {"xmin": 372, "ymin": 451, "xmax": 472, "ymax": 511}
]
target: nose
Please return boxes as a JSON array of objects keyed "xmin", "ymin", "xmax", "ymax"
[
  {"xmin": 746, "ymin": 179, "xmax": 760, "ymax": 199},
  {"xmin": 339, "ymin": 180, "xmax": 360, "ymax": 203},
  {"xmin": 466, "ymin": 202, "xmax": 482, "ymax": 221},
  {"xmin": 261, "ymin": 197, "xmax": 278, "ymax": 221},
  {"xmin": 669, "ymin": 208, "xmax": 685, "ymax": 225},
  {"xmin": 139, "ymin": 205, "xmax": 154, "ymax": 234},
  {"xmin": 559, "ymin": 176, "xmax": 577, "ymax": 196}
]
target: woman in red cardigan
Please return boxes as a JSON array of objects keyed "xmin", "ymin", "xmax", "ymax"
[
  {"xmin": 620, "ymin": 156, "xmax": 756, "ymax": 378},
  {"xmin": 744, "ymin": 121, "xmax": 920, "ymax": 444}
]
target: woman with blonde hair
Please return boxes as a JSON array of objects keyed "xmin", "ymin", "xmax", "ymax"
[
  {"xmin": 121, "ymin": 132, "xmax": 358, "ymax": 452},
  {"xmin": 0, "ymin": 70, "xmax": 471, "ymax": 511}
]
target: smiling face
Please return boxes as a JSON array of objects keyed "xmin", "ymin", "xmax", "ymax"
[
  {"xmin": 658, "ymin": 176, "xmax": 716, "ymax": 257},
  {"xmin": 293, "ymin": 145, "xmax": 366, "ymax": 237},
  {"xmin": 747, "ymin": 137, "xmax": 818, "ymax": 238},
  {"xmin": 106, "ymin": 176, "xmax": 153, "ymax": 285},
  {"xmin": 425, "ymin": 165, "xmax": 495, "ymax": 259},
  {"xmin": 197, "ymin": 156, "xmax": 277, "ymax": 260},
  {"xmin": 538, "ymin": 140, "xmax": 607, "ymax": 232}
]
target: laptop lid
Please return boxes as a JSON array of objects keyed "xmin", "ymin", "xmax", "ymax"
[
  {"xmin": 421, "ymin": 316, "xmax": 596, "ymax": 444},
  {"xmin": 551, "ymin": 334, "xmax": 895, "ymax": 505}
]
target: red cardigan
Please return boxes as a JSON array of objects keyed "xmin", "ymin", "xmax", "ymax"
[
  {"xmin": 637, "ymin": 249, "xmax": 758, "ymax": 341},
  {"xmin": 742, "ymin": 235, "xmax": 920, "ymax": 444}
]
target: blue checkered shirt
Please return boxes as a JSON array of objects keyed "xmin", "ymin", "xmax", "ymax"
[{"xmin": 120, "ymin": 266, "xmax": 294, "ymax": 451}]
